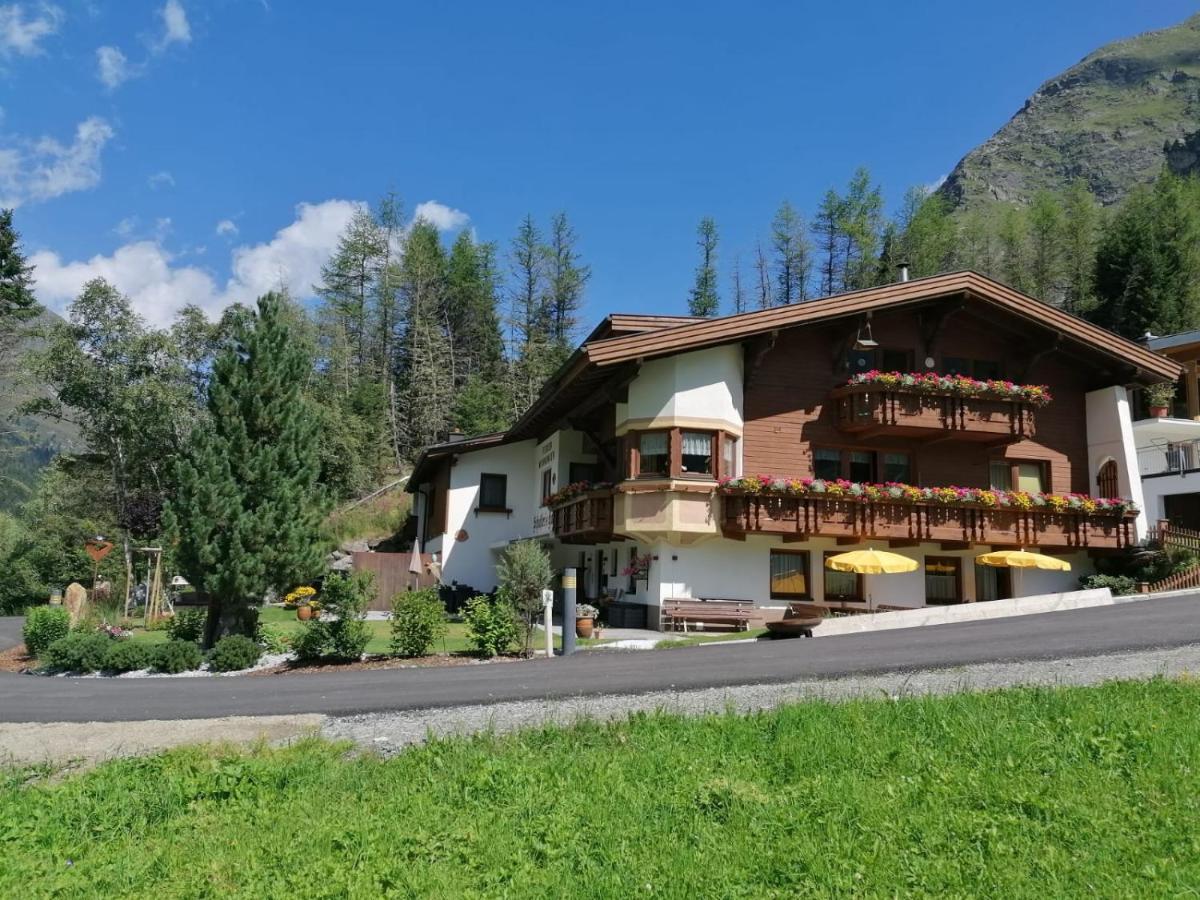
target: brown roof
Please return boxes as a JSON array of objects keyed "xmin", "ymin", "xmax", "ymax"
[
  {"xmin": 407, "ymin": 431, "xmax": 510, "ymax": 490},
  {"xmin": 583, "ymin": 271, "xmax": 1182, "ymax": 380}
]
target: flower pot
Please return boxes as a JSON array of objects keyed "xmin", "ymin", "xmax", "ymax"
[
  {"xmin": 297, "ymin": 605, "xmax": 313, "ymax": 621},
  {"xmin": 575, "ymin": 617, "xmax": 594, "ymax": 639},
  {"xmin": 1150, "ymin": 405, "xmax": 1169, "ymax": 418}
]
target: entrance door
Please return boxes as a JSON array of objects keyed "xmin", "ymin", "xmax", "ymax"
[
  {"xmin": 975, "ymin": 564, "xmax": 1011, "ymax": 603},
  {"xmin": 1164, "ymin": 493, "xmax": 1200, "ymax": 531}
]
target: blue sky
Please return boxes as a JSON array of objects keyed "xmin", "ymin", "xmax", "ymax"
[{"xmin": 3, "ymin": 1, "xmax": 1197, "ymax": 328}]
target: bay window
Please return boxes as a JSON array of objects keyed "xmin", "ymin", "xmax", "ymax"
[
  {"xmin": 681, "ymin": 431, "xmax": 714, "ymax": 475},
  {"xmin": 637, "ymin": 432, "xmax": 670, "ymax": 477},
  {"xmin": 627, "ymin": 428, "xmax": 733, "ymax": 480}
]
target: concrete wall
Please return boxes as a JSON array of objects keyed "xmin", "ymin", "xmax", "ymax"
[
  {"xmin": 439, "ymin": 439, "xmax": 537, "ymax": 592},
  {"xmin": 1140, "ymin": 472, "xmax": 1200, "ymax": 523},
  {"xmin": 1086, "ymin": 386, "xmax": 1147, "ymax": 538},
  {"xmin": 617, "ymin": 345, "xmax": 743, "ymax": 435}
]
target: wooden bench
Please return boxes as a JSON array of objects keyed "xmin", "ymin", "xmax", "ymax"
[
  {"xmin": 661, "ymin": 598, "xmax": 753, "ymax": 633},
  {"xmin": 765, "ymin": 602, "xmax": 826, "ymax": 639}
]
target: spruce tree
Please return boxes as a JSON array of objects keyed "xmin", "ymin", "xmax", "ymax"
[
  {"xmin": 687, "ymin": 217, "xmax": 720, "ymax": 317},
  {"xmin": 0, "ymin": 209, "xmax": 39, "ymax": 353},
  {"xmin": 446, "ymin": 231, "xmax": 506, "ymax": 383},
  {"xmin": 771, "ymin": 201, "xmax": 809, "ymax": 304},
  {"xmin": 840, "ymin": 168, "xmax": 884, "ymax": 291},
  {"xmin": 166, "ymin": 293, "xmax": 325, "ymax": 646},
  {"xmin": 544, "ymin": 212, "xmax": 590, "ymax": 364}
]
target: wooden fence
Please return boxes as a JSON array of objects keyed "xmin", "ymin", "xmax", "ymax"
[
  {"xmin": 351, "ymin": 551, "xmax": 439, "ymax": 611},
  {"xmin": 1150, "ymin": 520, "xmax": 1200, "ymax": 552}
]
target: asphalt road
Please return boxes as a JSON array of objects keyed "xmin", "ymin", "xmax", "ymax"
[{"xmin": 1, "ymin": 595, "xmax": 1198, "ymax": 723}]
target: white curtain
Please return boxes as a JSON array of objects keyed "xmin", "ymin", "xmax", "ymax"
[
  {"xmin": 640, "ymin": 432, "xmax": 668, "ymax": 455},
  {"xmin": 681, "ymin": 431, "xmax": 710, "ymax": 455}
]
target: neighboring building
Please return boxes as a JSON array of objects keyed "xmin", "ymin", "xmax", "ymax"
[
  {"xmin": 1136, "ymin": 330, "xmax": 1200, "ymax": 529},
  {"xmin": 408, "ymin": 272, "xmax": 1178, "ymax": 627}
]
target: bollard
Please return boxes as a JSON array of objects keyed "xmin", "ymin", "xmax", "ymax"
[
  {"xmin": 542, "ymin": 589, "xmax": 554, "ymax": 657},
  {"xmin": 562, "ymin": 567, "xmax": 577, "ymax": 656}
]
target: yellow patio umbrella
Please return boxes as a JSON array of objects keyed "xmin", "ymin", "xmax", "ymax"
[
  {"xmin": 825, "ymin": 548, "xmax": 919, "ymax": 575},
  {"xmin": 974, "ymin": 549, "xmax": 1071, "ymax": 572}
]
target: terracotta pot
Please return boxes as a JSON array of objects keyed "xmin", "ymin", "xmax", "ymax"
[
  {"xmin": 1150, "ymin": 405, "xmax": 1169, "ymax": 418},
  {"xmin": 575, "ymin": 617, "xmax": 594, "ymax": 639},
  {"xmin": 297, "ymin": 605, "xmax": 313, "ymax": 621}
]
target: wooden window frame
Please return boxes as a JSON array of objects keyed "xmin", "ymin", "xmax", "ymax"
[
  {"xmin": 631, "ymin": 429, "xmax": 671, "ymax": 479},
  {"xmin": 476, "ymin": 472, "xmax": 510, "ymax": 515},
  {"xmin": 812, "ymin": 446, "xmax": 912, "ymax": 484},
  {"xmin": 626, "ymin": 428, "xmax": 724, "ymax": 481},
  {"xmin": 540, "ymin": 468, "xmax": 553, "ymax": 504},
  {"xmin": 924, "ymin": 556, "xmax": 963, "ymax": 605},
  {"xmin": 823, "ymin": 550, "xmax": 865, "ymax": 604},
  {"xmin": 679, "ymin": 429, "xmax": 718, "ymax": 479},
  {"xmin": 990, "ymin": 458, "xmax": 1050, "ymax": 493},
  {"xmin": 769, "ymin": 549, "xmax": 812, "ymax": 600},
  {"xmin": 1096, "ymin": 459, "xmax": 1119, "ymax": 498}
]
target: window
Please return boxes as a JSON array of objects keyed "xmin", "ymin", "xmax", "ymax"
[
  {"xmin": 989, "ymin": 460, "xmax": 1012, "ymax": 491},
  {"xmin": 478, "ymin": 473, "xmax": 508, "ymax": 511},
  {"xmin": 848, "ymin": 451, "xmax": 874, "ymax": 483},
  {"xmin": 975, "ymin": 564, "xmax": 1010, "ymax": 602},
  {"xmin": 973, "ymin": 359, "xmax": 1003, "ymax": 380},
  {"xmin": 881, "ymin": 452, "xmax": 911, "ymax": 483},
  {"xmin": 925, "ymin": 557, "xmax": 961, "ymax": 605},
  {"xmin": 880, "ymin": 348, "xmax": 914, "ymax": 372},
  {"xmin": 540, "ymin": 469, "xmax": 553, "ymax": 503},
  {"xmin": 823, "ymin": 551, "xmax": 863, "ymax": 603},
  {"xmin": 569, "ymin": 462, "xmax": 598, "ymax": 484},
  {"xmin": 990, "ymin": 459, "xmax": 1047, "ymax": 493},
  {"xmin": 944, "ymin": 356, "xmax": 1002, "ymax": 379},
  {"xmin": 846, "ymin": 348, "xmax": 877, "ymax": 375},
  {"xmin": 637, "ymin": 432, "xmax": 669, "ymax": 477},
  {"xmin": 1097, "ymin": 460, "xmax": 1119, "ymax": 498},
  {"xmin": 681, "ymin": 431, "xmax": 714, "ymax": 476},
  {"xmin": 722, "ymin": 435, "xmax": 739, "ymax": 479},
  {"xmin": 770, "ymin": 550, "xmax": 811, "ymax": 599},
  {"xmin": 943, "ymin": 356, "xmax": 972, "ymax": 376},
  {"xmin": 813, "ymin": 448, "xmax": 841, "ymax": 481}
]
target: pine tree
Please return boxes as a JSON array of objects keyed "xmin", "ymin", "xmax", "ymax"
[
  {"xmin": 397, "ymin": 220, "xmax": 454, "ymax": 454},
  {"xmin": 1061, "ymin": 180, "xmax": 1100, "ymax": 314},
  {"xmin": 544, "ymin": 212, "xmax": 590, "ymax": 364},
  {"xmin": 688, "ymin": 217, "xmax": 720, "ymax": 317},
  {"xmin": 0, "ymin": 209, "xmax": 39, "ymax": 354},
  {"xmin": 812, "ymin": 189, "xmax": 844, "ymax": 296},
  {"xmin": 166, "ymin": 293, "xmax": 325, "ymax": 646},
  {"xmin": 1090, "ymin": 172, "xmax": 1200, "ymax": 339},
  {"xmin": 770, "ymin": 201, "xmax": 809, "ymax": 304},
  {"xmin": 1027, "ymin": 190, "xmax": 1065, "ymax": 303},
  {"xmin": 753, "ymin": 241, "xmax": 772, "ymax": 309}
]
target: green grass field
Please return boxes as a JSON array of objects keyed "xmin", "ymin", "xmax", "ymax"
[{"xmin": 3, "ymin": 680, "xmax": 1200, "ymax": 896}]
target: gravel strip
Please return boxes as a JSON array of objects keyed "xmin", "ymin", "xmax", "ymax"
[{"xmin": 323, "ymin": 644, "xmax": 1200, "ymax": 754}]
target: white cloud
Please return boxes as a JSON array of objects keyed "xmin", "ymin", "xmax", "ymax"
[
  {"xmin": 413, "ymin": 200, "xmax": 469, "ymax": 232},
  {"xmin": 215, "ymin": 218, "xmax": 238, "ymax": 237},
  {"xmin": 147, "ymin": 170, "xmax": 175, "ymax": 190},
  {"xmin": 0, "ymin": 3, "xmax": 63, "ymax": 57},
  {"xmin": 0, "ymin": 116, "xmax": 114, "ymax": 208},
  {"xmin": 157, "ymin": 0, "xmax": 189, "ymax": 49},
  {"xmin": 96, "ymin": 45, "xmax": 140, "ymax": 89},
  {"xmin": 114, "ymin": 216, "xmax": 137, "ymax": 238},
  {"xmin": 30, "ymin": 199, "xmax": 361, "ymax": 327}
]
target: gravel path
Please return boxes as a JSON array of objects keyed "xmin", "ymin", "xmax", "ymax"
[{"xmin": 322, "ymin": 644, "xmax": 1200, "ymax": 754}]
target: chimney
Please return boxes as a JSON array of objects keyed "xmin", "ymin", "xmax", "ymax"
[
  {"xmin": 896, "ymin": 262, "xmax": 910, "ymax": 283},
  {"xmin": 447, "ymin": 429, "xmax": 466, "ymax": 443}
]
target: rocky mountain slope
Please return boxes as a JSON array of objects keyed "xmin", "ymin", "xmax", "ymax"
[{"xmin": 939, "ymin": 13, "xmax": 1200, "ymax": 209}]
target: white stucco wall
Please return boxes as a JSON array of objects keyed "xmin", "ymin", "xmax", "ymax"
[
  {"xmin": 438, "ymin": 439, "xmax": 537, "ymax": 592},
  {"xmin": 1085, "ymin": 386, "xmax": 1147, "ymax": 538},
  {"xmin": 1140, "ymin": 472, "xmax": 1200, "ymax": 524},
  {"xmin": 619, "ymin": 345, "xmax": 743, "ymax": 433}
]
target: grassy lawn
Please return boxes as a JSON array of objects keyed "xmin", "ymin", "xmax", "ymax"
[{"xmin": 4, "ymin": 680, "xmax": 1200, "ymax": 896}]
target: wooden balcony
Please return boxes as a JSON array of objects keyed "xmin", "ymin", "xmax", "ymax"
[
  {"xmin": 721, "ymin": 492, "xmax": 1135, "ymax": 550},
  {"xmin": 831, "ymin": 384, "xmax": 1035, "ymax": 442},
  {"xmin": 550, "ymin": 490, "xmax": 616, "ymax": 544}
]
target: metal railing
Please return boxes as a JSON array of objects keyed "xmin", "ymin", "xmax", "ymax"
[{"xmin": 1137, "ymin": 438, "xmax": 1200, "ymax": 477}]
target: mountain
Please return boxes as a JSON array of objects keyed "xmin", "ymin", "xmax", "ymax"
[
  {"xmin": 0, "ymin": 308, "xmax": 81, "ymax": 509},
  {"xmin": 940, "ymin": 13, "xmax": 1200, "ymax": 210}
]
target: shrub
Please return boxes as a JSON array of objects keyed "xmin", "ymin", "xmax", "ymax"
[
  {"xmin": 43, "ymin": 632, "xmax": 112, "ymax": 673},
  {"xmin": 102, "ymin": 641, "xmax": 154, "ymax": 674},
  {"xmin": 497, "ymin": 540, "xmax": 553, "ymax": 656},
  {"xmin": 256, "ymin": 624, "xmax": 291, "ymax": 654},
  {"xmin": 390, "ymin": 587, "xmax": 447, "ymax": 657},
  {"xmin": 293, "ymin": 571, "xmax": 373, "ymax": 663},
  {"xmin": 463, "ymin": 594, "xmax": 519, "ymax": 658},
  {"xmin": 166, "ymin": 609, "xmax": 206, "ymax": 643},
  {"xmin": 22, "ymin": 605, "xmax": 70, "ymax": 657},
  {"xmin": 1079, "ymin": 573, "xmax": 1138, "ymax": 596},
  {"xmin": 151, "ymin": 639, "xmax": 203, "ymax": 674},
  {"xmin": 207, "ymin": 635, "xmax": 263, "ymax": 672}
]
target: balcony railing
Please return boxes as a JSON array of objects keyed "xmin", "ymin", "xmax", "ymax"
[
  {"xmin": 549, "ymin": 489, "xmax": 616, "ymax": 544},
  {"xmin": 1138, "ymin": 438, "xmax": 1200, "ymax": 477},
  {"xmin": 721, "ymin": 492, "xmax": 1135, "ymax": 550},
  {"xmin": 831, "ymin": 384, "xmax": 1035, "ymax": 442}
]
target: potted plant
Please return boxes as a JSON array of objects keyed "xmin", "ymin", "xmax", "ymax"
[
  {"xmin": 296, "ymin": 599, "xmax": 321, "ymax": 621},
  {"xmin": 1146, "ymin": 382, "xmax": 1176, "ymax": 418},
  {"xmin": 576, "ymin": 603, "xmax": 599, "ymax": 639}
]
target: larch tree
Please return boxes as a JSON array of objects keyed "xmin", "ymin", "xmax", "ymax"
[
  {"xmin": 1061, "ymin": 180, "xmax": 1101, "ymax": 314},
  {"xmin": 544, "ymin": 212, "xmax": 590, "ymax": 366},
  {"xmin": 771, "ymin": 201, "xmax": 809, "ymax": 304},
  {"xmin": 996, "ymin": 204, "xmax": 1030, "ymax": 293},
  {"xmin": 812, "ymin": 189, "xmax": 844, "ymax": 296},
  {"xmin": 316, "ymin": 206, "xmax": 387, "ymax": 378},
  {"xmin": 167, "ymin": 292, "xmax": 325, "ymax": 647},
  {"xmin": 898, "ymin": 188, "xmax": 955, "ymax": 279},
  {"xmin": 840, "ymin": 168, "xmax": 884, "ymax": 291},
  {"xmin": 753, "ymin": 241, "xmax": 773, "ymax": 309},
  {"xmin": 507, "ymin": 215, "xmax": 552, "ymax": 417},
  {"xmin": 729, "ymin": 253, "xmax": 748, "ymax": 314},
  {"xmin": 1027, "ymin": 190, "xmax": 1065, "ymax": 303},
  {"xmin": 687, "ymin": 217, "xmax": 720, "ymax": 317}
]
